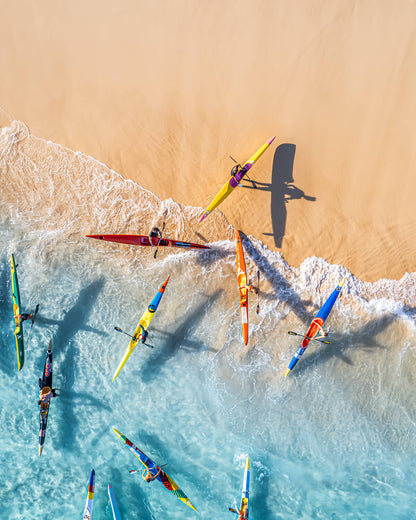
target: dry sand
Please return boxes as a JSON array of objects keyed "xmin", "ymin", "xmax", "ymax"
[{"xmin": 1, "ymin": 0, "xmax": 415, "ymax": 282}]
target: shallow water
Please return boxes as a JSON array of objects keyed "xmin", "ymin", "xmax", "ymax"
[{"xmin": 0, "ymin": 121, "xmax": 415, "ymax": 519}]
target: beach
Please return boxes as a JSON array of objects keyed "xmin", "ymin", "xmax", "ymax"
[
  {"xmin": 1, "ymin": 2, "xmax": 416, "ymax": 519},
  {"xmin": 1, "ymin": 0, "xmax": 416, "ymax": 281}
]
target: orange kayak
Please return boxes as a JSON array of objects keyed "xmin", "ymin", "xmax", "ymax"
[{"xmin": 236, "ymin": 231, "xmax": 249, "ymax": 345}]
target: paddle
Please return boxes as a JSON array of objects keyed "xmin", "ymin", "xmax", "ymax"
[
  {"xmin": 256, "ymin": 270, "xmax": 260, "ymax": 314},
  {"xmin": 26, "ymin": 304, "xmax": 40, "ymax": 350},
  {"xmin": 287, "ymin": 330, "xmax": 330, "ymax": 344},
  {"xmin": 114, "ymin": 327, "xmax": 154, "ymax": 348},
  {"xmin": 229, "ymin": 507, "xmax": 249, "ymax": 519},
  {"xmin": 129, "ymin": 463, "xmax": 167, "ymax": 474},
  {"xmin": 153, "ymin": 221, "xmax": 166, "ymax": 259}
]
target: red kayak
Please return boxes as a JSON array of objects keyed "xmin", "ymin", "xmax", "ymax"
[{"xmin": 86, "ymin": 234, "xmax": 210, "ymax": 250}]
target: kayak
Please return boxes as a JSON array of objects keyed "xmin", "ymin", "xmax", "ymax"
[
  {"xmin": 83, "ymin": 469, "xmax": 95, "ymax": 520},
  {"xmin": 199, "ymin": 137, "xmax": 276, "ymax": 222},
  {"xmin": 236, "ymin": 231, "xmax": 249, "ymax": 345},
  {"xmin": 113, "ymin": 428, "xmax": 197, "ymax": 512},
  {"xmin": 285, "ymin": 277, "xmax": 346, "ymax": 377},
  {"xmin": 239, "ymin": 457, "xmax": 250, "ymax": 520},
  {"xmin": 112, "ymin": 275, "xmax": 170, "ymax": 381},
  {"xmin": 86, "ymin": 234, "xmax": 210, "ymax": 250},
  {"xmin": 38, "ymin": 339, "xmax": 53, "ymax": 456},
  {"xmin": 108, "ymin": 484, "xmax": 122, "ymax": 520},
  {"xmin": 10, "ymin": 254, "xmax": 24, "ymax": 371}
]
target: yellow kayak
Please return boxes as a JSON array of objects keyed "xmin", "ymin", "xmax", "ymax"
[
  {"xmin": 112, "ymin": 275, "xmax": 170, "ymax": 381},
  {"xmin": 199, "ymin": 137, "xmax": 276, "ymax": 222}
]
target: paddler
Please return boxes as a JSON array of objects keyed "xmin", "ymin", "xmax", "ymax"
[
  {"xmin": 142, "ymin": 466, "xmax": 162, "ymax": 482},
  {"xmin": 231, "ymin": 164, "xmax": 242, "ymax": 177},
  {"xmin": 38, "ymin": 386, "xmax": 57, "ymax": 408},
  {"xmin": 240, "ymin": 283, "xmax": 258, "ymax": 294},
  {"xmin": 15, "ymin": 312, "xmax": 35, "ymax": 324},
  {"xmin": 149, "ymin": 226, "xmax": 162, "ymax": 246},
  {"xmin": 136, "ymin": 324, "xmax": 149, "ymax": 344}
]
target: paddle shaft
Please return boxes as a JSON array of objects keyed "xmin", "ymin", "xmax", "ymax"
[
  {"xmin": 114, "ymin": 327, "xmax": 154, "ymax": 348},
  {"xmin": 153, "ymin": 221, "xmax": 166, "ymax": 259},
  {"xmin": 288, "ymin": 330, "xmax": 330, "ymax": 344},
  {"xmin": 256, "ymin": 270, "xmax": 260, "ymax": 314}
]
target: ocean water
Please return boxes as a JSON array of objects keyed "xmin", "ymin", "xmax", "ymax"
[{"xmin": 0, "ymin": 121, "xmax": 415, "ymax": 520}]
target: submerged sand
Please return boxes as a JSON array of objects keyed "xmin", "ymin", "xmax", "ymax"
[{"xmin": 1, "ymin": 0, "xmax": 415, "ymax": 282}]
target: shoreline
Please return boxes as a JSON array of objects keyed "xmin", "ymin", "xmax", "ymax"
[{"xmin": 1, "ymin": 1, "xmax": 416, "ymax": 282}]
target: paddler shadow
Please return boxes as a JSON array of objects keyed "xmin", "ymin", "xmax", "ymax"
[
  {"xmin": 138, "ymin": 290, "xmax": 222, "ymax": 383},
  {"xmin": 52, "ymin": 277, "xmax": 105, "ymax": 451},
  {"xmin": 240, "ymin": 232, "xmax": 312, "ymax": 324},
  {"xmin": 294, "ymin": 314, "xmax": 395, "ymax": 374},
  {"xmin": 259, "ymin": 143, "xmax": 315, "ymax": 247}
]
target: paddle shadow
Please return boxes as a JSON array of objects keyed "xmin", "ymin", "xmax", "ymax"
[
  {"xmin": 54, "ymin": 277, "xmax": 105, "ymax": 452},
  {"xmin": 240, "ymin": 232, "xmax": 312, "ymax": 324},
  {"xmin": 139, "ymin": 290, "xmax": 222, "ymax": 383},
  {"xmin": 293, "ymin": 314, "xmax": 396, "ymax": 375}
]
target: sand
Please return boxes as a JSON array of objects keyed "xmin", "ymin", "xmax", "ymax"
[{"xmin": 1, "ymin": 0, "xmax": 415, "ymax": 282}]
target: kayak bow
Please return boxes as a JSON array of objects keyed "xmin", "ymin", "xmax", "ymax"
[
  {"xmin": 86, "ymin": 234, "xmax": 210, "ymax": 250},
  {"xmin": 108, "ymin": 484, "xmax": 122, "ymax": 520},
  {"xmin": 113, "ymin": 428, "xmax": 197, "ymax": 512},
  {"xmin": 83, "ymin": 469, "xmax": 95, "ymax": 520},
  {"xmin": 239, "ymin": 457, "xmax": 250, "ymax": 520},
  {"xmin": 199, "ymin": 137, "xmax": 276, "ymax": 222},
  {"xmin": 38, "ymin": 339, "xmax": 53, "ymax": 456},
  {"xmin": 236, "ymin": 231, "xmax": 249, "ymax": 345},
  {"xmin": 10, "ymin": 254, "xmax": 24, "ymax": 370},
  {"xmin": 112, "ymin": 275, "xmax": 170, "ymax": 381},
  {"xmin": 285, "ymin": 277, "xmax": 346, "ymax": 377}
]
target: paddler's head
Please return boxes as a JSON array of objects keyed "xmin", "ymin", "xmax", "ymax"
[{"xmin": 40, "ymin": 386, "xmax": 51, "ymax": 396}]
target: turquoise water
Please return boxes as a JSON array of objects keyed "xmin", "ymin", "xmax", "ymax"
[{"xmin": 0, "ymin": 121, "xmax": 415, "ymax": 519}]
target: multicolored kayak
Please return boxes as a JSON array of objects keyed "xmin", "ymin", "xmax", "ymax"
[
  {"xmin": 113, "ymin": 428, "xmax": 197, "ymax": 512},
  {"xmin": 199, "ymin": 137, "xmax": 276, "ymax": 222},
  {"xmin": 236, "ymin": 231, "xmax": 249, "ymax": 346},
  {"xmin": 112, "ymin": 275, "xmax": 170, "ymax": 381},
  {"xmin": 285, "ymin": 277, "xmax": 346, "ymax": 377},
  {"xmin": 108, "ymin": 484, "xmax": 122, "ymax": 520},
  {"xmin": 83, "ymin": 469, "xmax": 95, "ymax": 520},
  {"xmin": 38, "ymin": 339, "xmax": 53, "ymax": 456},
  {"xmin": 86, "ymin": 234, "xmax": 210, "ymax": 250},
  {"xmin": 239, "ymin": 458, "xmax": 250, "ymax": 520},
  {"xmin": 10, "ymin": 254, "xmax": 24, "ymax": 371}
]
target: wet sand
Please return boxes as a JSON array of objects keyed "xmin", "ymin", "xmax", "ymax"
[{"xmin": 1, "ymin": 0, "xmax": 415, "ymax": 282}]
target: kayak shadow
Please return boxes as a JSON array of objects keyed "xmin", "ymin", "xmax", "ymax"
[
  {"xmin": 240, "ymin": 144, "xmax": 316, "ymax": 247},
  {"xmin": 293, "ymin": 313, "xmax": 396, "ymax": 375},
  {"xmin": 53, "ymin": 277, "xmax": 106, "ymax": 452},
  {"xmin": 250, "ymin": 470, "xmax": 275, "ymax": 520},
  {"xmin": 0, "ymin": 259, "xmax": 13, "ymax": 374},
  {"xmin": 240, "ymin": 232, "xmax": 312, "ymax": 324},
  {"xmin": 267, "ymin": 143, "xmax": 315, "ymax": 247},
  {"xmin": 195, "ymin": 246, "xmax": 232, "ymax": 267},
  {"xmin": 139, "ymin": 290, "xmax": 222, "ymax": 383}
]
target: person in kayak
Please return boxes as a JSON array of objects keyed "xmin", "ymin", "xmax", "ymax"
[
  {"xmin": 240, "ymin": 284, "xmax": 258, "ymax": 294},
  {"xmin": 136, "ymin": 324, "xmax": 148, "ymax": 344},
  {"xmin": 142, "ymin": 466, "xmax": 162, "ymax": 482},
  {"xmin": 15, "ymin": 312, "xmax": 35, "ymax": 324},
  {"xmin": 38, "ymin": 386, "xmax": 57, "ymax": 408},
  {"xmin": 149, "ymin": 226, "xmax": 162, "ymax": 245},
  {"xmin": 231, "ymin": 164, "xmax": 242, "ymax": 177}
]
